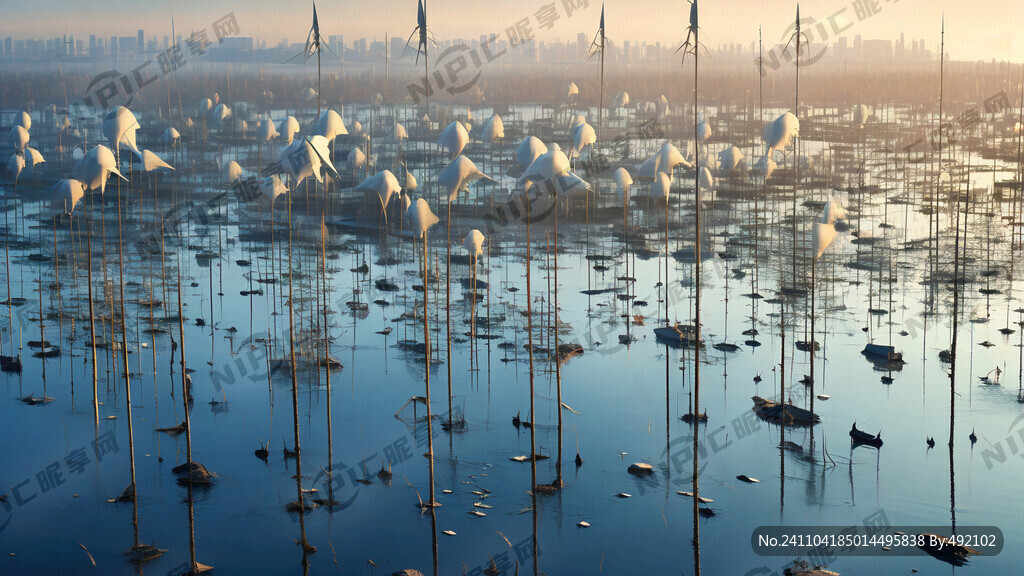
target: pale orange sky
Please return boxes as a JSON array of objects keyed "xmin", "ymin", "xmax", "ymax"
[{"xmin": 2, "ymin": 0, "xmax": 1020, "ymax": 62}]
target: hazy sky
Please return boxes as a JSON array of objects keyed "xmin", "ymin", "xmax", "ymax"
[{"xmin": 2, "ymin": 0, "xmax": 1020, "ymax": 62}]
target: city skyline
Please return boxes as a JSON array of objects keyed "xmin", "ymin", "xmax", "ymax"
[{"xmin": 0, "ymin": 0, "xmax": 1020, "ymax": 63}]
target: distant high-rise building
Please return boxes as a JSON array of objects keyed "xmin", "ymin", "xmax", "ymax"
[
  {"xmin": 138, "ymin": 29, "xmax": 144, "ymax": 53},
  {"xmin": 577, "ymin": 32, "xmax": 587, "ymax": 59},
  {"xmin": 854, "ymin": 34, "xmax": 862, "ymax": 59}
]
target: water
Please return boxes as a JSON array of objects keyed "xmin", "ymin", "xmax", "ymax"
[{"xmin": 1, "ymin": 98, "xmax": 1023, "ymax": 575}]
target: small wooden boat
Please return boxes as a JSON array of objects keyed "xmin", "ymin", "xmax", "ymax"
[
  {"xmin": 849, "ymin": 422, "xmax": 883, "ymax": 448},
  {"xmin": 862, "ymin": 343, "xmax": 903, "ymax": 363},
  {"xmin": 654, "ymin": 323, "xmax": 702, "ymax": 347},
  {"xmin": 752, "ymin": 396, "xmax": 819, "ymax": 425}
]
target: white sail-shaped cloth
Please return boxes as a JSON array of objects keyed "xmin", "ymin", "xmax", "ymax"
[
  {"xmin": 853, "ymin": 105, "xmax": 870, "ymax": 127},
  {"xmin": 314, "ymin": 109, "xmax": 348, "ymax": 141},
  {"xmin": 406, "ymin": 198, "xmax": 440, "ymax": 238},
  {"xmin": 261, "ymin": 175, "xmax": 288, "ymax": 203},
  {"xmin": 279, "ymin": 136, "xmax": 339, "ymax": 184},
  {"xmin": 438, "ymin": 155, "xmax": 493, "ymax": 204},
  {"xmin": 372, "ymin": 93, "xmax": 384, "ymax": 106},
  {"xmin": 614, "ymin": 167, "xmax": 633, "ymax": 200},
  {"xmin": 222, "ymin": 160, "xmax": 244, "ymax": 183},
  {"xmin": 162, "ymin": 127, "xmax": 181, "ymax": 145},
  {"xmin": 717, "ymin": 146, "xmax": 744, "ymax": 172},
  {"xmin": 7, "ymin": 154, "xmax": 24, "ymax": 181},
  {"xmin": 438, "ymin": 121, "xmax": 470, "ymax": 158},
  {"xmin": 567, "ymin": 82, "xmax": 579, "ymax": 98},
  {"xmin": 15, "ymin": 111, "xmax": 31, "ymax": 132},
  {"xmin": 614, "ymin": 91, "xmax": 630, "ymax": 108},
  {"xmin": 519, "ymin": 148, "xmax": 570, "ymax": 184},
  {"xmin": 102, "ymin": 106, "xmax": 141, "ymax": 156},
  {"xmin": 813, "ymin": 222, "xmax": 836, "ymax": 258},
  {"xmin": 53, "ymin": 179, "xmax": 86, "ymax": 213},
  {"xmin": 8, "ymin": 125, "xmax": 29, "ymax": 153},
  {"xmin": 300, "ymin": 87, "xmax": 317, "ymax": 102},
  {"xmin": 136, "ymin": 150, "xmax": 174, "ymax": 173},
  {"xmin": 257, "ymin": 115, "xmax": 278, "ymax": 142},
  {"xmin": 482, "ymin": 114, "xmax": 504, "ymax": 143},
  {"xmin": 352, "ymin": 120, "xmax": 363, "ymax": 134},
  {"xmin": 355, "ymin": 170, "xmax": 402, "ymax": 214},
  {"xmin": 636, "ymin": 142, "xmax": 691, "ymax": 178},
  {"xmin": 822, "ymin": 198, "xmax": 846, "ymax": 224},
  {"xmin": 74, "ymin": 145, "xmax": 127, "ymax": 192},
  {"xmin": 183, "ymin": 117, "xmax": 195, "ymax": 131},
  {"xmin": 571, "ymin": 122, "xmax": 597, "ymax": 159},
  {"xmin": 198, "ymin": 98, "xmax": 213, "ymax": 116},
  {"xmin": 698, "ymin": 166, "xmax": 714, "ymax": 191},
  {"xmin": 394, "ymin": 122, "xmax": 408, "ymax": 140},
  {"xmin": 24, "ymin": 147, "xmax": 45, "ymax": 172},
  {"xmin": 516, "ymin": 136, "xmax": 548, "ymax": 168},
  {"xmin": 647, "ymin": 171, "xmax": 671, "ymax": 201},
  {"xmin": 347, "ymin": 147, "xmax": 366, "ymax": 171},
  {"xmin": 462, "ymin": 229, "xmax": 485, "ymax": 258},
  {"xmin": 278, "ymin": 117, "xmax": 300, "ymax": 145},
  {"xmin": 763, "ymin": 112, "xmax": 799, "ymax": 154}
]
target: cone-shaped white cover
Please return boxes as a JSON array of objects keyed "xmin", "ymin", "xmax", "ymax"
[
  {"xmin": 257, "ymin": 115, "xmax": 278, "ymax": 142},
  {"xmin": 699, "ymin": 166, "xmax": 714, "ymax": 190},
  {"xmin": 24, "ymin": 147, "xmax": 45, "ymax": 172},
  {"xmin": 483, "ymin": 114, "xmax": 504, "ymax": 143},
  {"xmin": 102, "ymin": 106, "xmax": 140, "ymax": 156},
  {"xmin": 853, "ymin": 105, "xmax": 870, "ymax": 127},
  {"xmin": 137, "ymin": 149, "xmax": 174, "ymax": 172},
  {"xmin": 315, "ymin": 109, "xmax": 348, "ymax": 141},
  {"xmin": 614, "ymin": 91, "xmax": 630, "ymax": 108},
  {"xmin": 439, "ymin": 155, "xmax": 492, "ymax": 203},
  {"xmin": 823, "ymin": 198, "xmax": 846, "ymax": 224},
  {"xmin": 614, "ymin": 167, "xmax": 633, "ymax": 196},
  {"xmin": 8, "ymin": 125, "xmax": 29, "ymax": 153},
  {"xmin": 199, "ymin": 98, "xmax": 212, "ymax": 114},
  {"xmin": 300, "ymin": 87, "xmax": 317, "ymax": 102},
  {"xmin": 813, "ymin": 221, "xmax": 836, "ymax": 258},
  {"xmin": 647, "ymin": 171, "xmax": 671, "ymax": 201},
  {"xmin": 519, "ymin": 148, "xmax": 570, "ymax": 184},
  {"xmin": 697, "ymin": 117, "xmax": 711, "ymax": 143},
  {"xmin": 462, "ymin": 229, "xmax": 485, "ymax": 258},
  {"xmin": 347, "ymin": 147, "xmax": 366, "ymax": 171},
  {"xmin": 403, "ymin": 168, "xmax": 418, "ymax": 190},
  {"xmin": 7, "ymin": 154, "xmax": 24, "ymax": 181},
  {"xmin": 162, "ymin": 127, "xmax": 181, "ymax": 144},
  {"xmin": 16, "ymin": 111, "xmax": 31, "ymax": 131},
  {"xmin": 74, "ymin": 145, "xmax": 128, "ymax": 192},
  {"xmin": 207, "ymin": 103, "xmax": 231, "ymax": 128},
  {"xmin": 394, "ymin": 123, "xmax": 408, "ymax": 140},
  {"xmin": 278, "ymin": 116, "xmax": 300, "ymax": 145},
  {"xmin": 223, "ymin": 160, "xmax": 243, "ymax": 183},
  {"xmin": 406, "ymin": 198, "xmax": 439, "ymax": 237},
  {"xmin": 516, "ymin": 136, "xmax": 548, "ymax": 168},
  {"xmin": 438, "ymin": 121, "xmax": 470, "ymax": 158},
  {"xmin": 567, "ymin": 82, "xmax": 579, "ymax": 97},
  {"xmin": 547, "ymin": 171, "xmax": 591, "ymax": 198},
  {"xmin": 571, "ymin": 122, "xmax": 597, "ymax": 158},
  {"xmin": 763, "ymin": 112, "xmax": 799, "ymax": 152},
  {"xmin": 54, "ymin": 179, "xmax": 86, "ymax": 213},
  {"xmin": 355, "ymin": 170, "xmax": 402, "ymax": 211},
  {"xmin": 753, "ymin": 154, "xmax": 777, "ymax": 179},
  {"xmin": 636, "ymin": 142, "xmax": 690, "ymax": 178},
  {"xmin": 718, "ymin": 146, "xmax": 744, "ymax": 172}
]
